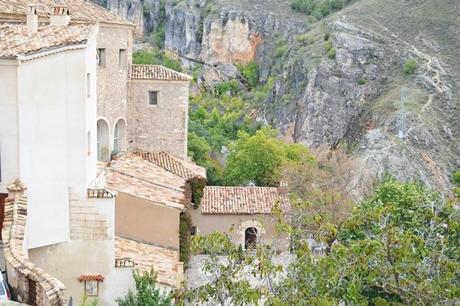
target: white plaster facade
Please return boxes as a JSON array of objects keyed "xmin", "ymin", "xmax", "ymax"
[{"xmin": 0, "ymin": 31, "xmax": 99, "ymax": 248}]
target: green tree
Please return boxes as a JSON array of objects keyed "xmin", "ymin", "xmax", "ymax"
[
  {"xmin": 183, "ymin": 180, "xmax": 460, "ymax": 304},
  {"xmin": 133, "ymin": 48, "xmax": 183, "ymax": 72},
  {"xmin": 224, "ymin": 128, "xmax": 313, "ymax": 186},
  {"xmin": 117, "ymin": 270, "xmax": 172, "ymax": 306}
]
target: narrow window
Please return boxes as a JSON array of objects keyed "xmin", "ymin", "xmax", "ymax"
[
  {"xmin": 113, "ymin": 123, "xmax": 119, "ymax": 155},
  {"xmin": 97, "ymin": 48, "xmax": 106, "ymax": 67},
  {"xmin": 87, "ymin": 131, "xmax": 91, "ymax": 155},
  {"xmin": 148, "ymin": 91, "xmax": 158, "ymax": 105},
  {"xmin": 119, "ymin": 49, "xmax": 127, "ymax": 67},
  {"xmin": 86, "ymin": 73, "xmax": 91, "ymax": 98},
  {"xmin": 190, "ymin": 226, "xmax": 197, "ymax": 236}
]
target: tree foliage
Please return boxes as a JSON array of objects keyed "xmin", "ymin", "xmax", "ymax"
[
  {"xmin": 182, "ymin": 180, "xmax": 460, "ymax": 305},
  {"xmin": 117, "ymin": 270, "xmax": 172, "ymax": 306},
  {"xmin": 132, "ymin": 48, "xmax": 183, "ymax": 72},
  {"xmin": 291, "ymin": 0, "xmax": 355, "ymax": 19},
  {"xmin": 403, "ymin": 58, "xmax": 418, "ymax": 75},
  {"xmin": 224, "ymin": 128, "xmax": 314, "ymax": 186}
]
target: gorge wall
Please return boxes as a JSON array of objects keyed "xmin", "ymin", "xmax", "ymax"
[{"xmin": 93, "ymin": 0, "xmax": 460, "ymax": 194}]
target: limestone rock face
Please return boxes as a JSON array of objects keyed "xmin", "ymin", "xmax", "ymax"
[{"xmin": 92, "ymin": 0, "xmax": 460, "ymax": 195}]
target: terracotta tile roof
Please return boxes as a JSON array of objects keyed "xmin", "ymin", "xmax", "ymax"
[
  {"xmin": 78, "ymin": 274, "xmax": 104, "ymax": 282},
  {"xmin": 201, "ymin": 186, "xmax": 291, "ymax": 215},
  {"xmin": 129, "ymin": 65, "xmax": 192, "ymax": 81},
  {"xmin": 0, "ymin": 0, "xmax": 133, "ymax": 26},
  {"xmin": 115, "ymin": 236, "xmax": 180, "ymax": 287},
  {"xmin": 104, "ymin": 153, "xmax": 187, "ymax": 209},
  {"xmin": 0, "ymin": 23, "xmax": 95, "ymax": 58},
  {"xmin": 134, "ymin": 152, "xmax": 206, "ymax": 181}
]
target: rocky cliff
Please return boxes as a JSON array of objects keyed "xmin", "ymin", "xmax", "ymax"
[{"xmin": 94, "ymin": 0, "xmax": 460, "ymax": 194}]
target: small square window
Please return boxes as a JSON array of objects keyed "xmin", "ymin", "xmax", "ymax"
[
  {"xmin": 97, "ymin": 48, "xmax": 106, "ymax": 67},
  {"xmin": 84, "ymin": 280, "xmax": 99, "ymax": 296},
  {"xmin": 148, "ymin": 91, "xmax": 158, "ymax": 105},
  {"xmin": 190, "ymin": 226, "xmax": 197, "ymax": 236},
  {"xmin": 119, "ymin": 49, "xmax": 127, "ymax": 67}
]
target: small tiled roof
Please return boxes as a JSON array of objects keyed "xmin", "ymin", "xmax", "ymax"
[
  {"xmin": 115, "ymin": 236, "xmax": 179, "ymax": 287},
  {"xmin": 78, "ymin": 274, "xmax": 105, "ymax": 282},
  {"xmin": 201, "ymin": 186, "xmax": 291, "ymax": 215},
  {"xmin": 0, "ymin": 23, "xmax": 95, "ymax": 58},
  {"xmin": 0, "ymin": 0, "xmax": 133, "ymax": 26},
  {"xmin": 134, "ymin": 152, "xmax": 206, "ymax": 181},
  {"xmin": 129, "ymin": 65, "xmax": 192, "ymax": 81},
  {"xmin": 104, "ymin": 153, "xmax": 187, "ymax": 208}
]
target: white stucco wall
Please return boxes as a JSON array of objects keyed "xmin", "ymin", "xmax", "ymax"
[
  {"xmin": 0, "ymin": 59, "xmax": 20, "ymax": 193},
  {"xmin": 0, "ymin": 34, "xmax": 99, "ymax": 249}
]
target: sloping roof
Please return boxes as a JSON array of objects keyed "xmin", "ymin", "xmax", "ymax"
[
  {"xmin": 115, "ymin": 235, "xmax": 179, "ymax": 287},
  {"xmin": 0, "ymin": 23, "xmax": 95, "ymax": 58},
  {"xmin": 129, "ymin": 65, "xmax": 192, "ymax": 81},
  {"xmin": 134, "ymin": 152, "xmax": 206, "ymax": 181},
  {"xmin": 0, "ymin": 0, "xmax": 133, "ymax": 26},
  {"xmin": 201, "ymin": 186, "xmax": 291, "ymax": 215},
  {"xmin": 104, "ymin": 153, "xmax": 187, "ymax": 209}
]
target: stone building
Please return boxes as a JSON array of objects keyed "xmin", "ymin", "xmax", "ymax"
[
  {"xmin": 191, "ymin": 186, "xmax": 291, "ymax": 250},
  {"xmin": 0, "ymin": 0, "xmax": 195, "ymax": 305}
]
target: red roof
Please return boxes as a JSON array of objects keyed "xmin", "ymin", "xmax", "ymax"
[
  {"xmin": 134, "ymin": 151, "xmax": 206, "ymax": 181},
  {"xmin": 201, "ymin": 186, "xmax": 291, "ymax": 215},
  {"xmin": 78, "ymin": 274, "xmax": 104, "ymax": 282}
]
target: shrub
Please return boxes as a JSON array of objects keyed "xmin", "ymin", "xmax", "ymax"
[
  {"xmin": 327, "ymin": 47, "xmax": 336, "ymax": 59},
  {"xmin": 214, "ymin": 80, "xmax": 240, "ymax": 96},
  {"xmin": 237, "ymin": 61, "xmax": 259, "ymax": 88},
  {"xmin": 323, "ymin": 40, "xmax": 333, "ymax": 52},
  {"xmin": 275, "ymin": 45, "xmax": 288, "ymax": 58},
  {"xmin": 452, "ymin": 171, "xmax": 460, "ymax": 185},
  {"xmin": 133, "ymin": 48, "xmax": 183, "ymax": 72},
  {"xmin": 179, "ymin": 211, "xmax": 192, "ymax": 267},
  {"xmin": 403, "ymin": 58, "xmax": 418, "ymax": 74},
  {"xmin": 324, "ymin": 32, "xmax": 330, "ymax": 41},
  {"xmin": 357, "ymin": 77, "xmax": 367, "ymax": 85}
]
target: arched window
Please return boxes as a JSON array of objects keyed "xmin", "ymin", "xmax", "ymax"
[
  {"xmin": 97, "ymin": 119, "xmax": 110, "ymax": 161},
  {"xmin": 244, "ymin": 227, "xmax": 257, "ymax": 250},
  {"xmin": 113, "ymin": 119, "xmax": 126, "ymax": 155}
]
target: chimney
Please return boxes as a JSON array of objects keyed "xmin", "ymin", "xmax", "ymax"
[
  {"xmin": 50, "ymin": 5, "xmax": 70, "ymax": 26},
  {"xmin": 26, "ymin": 5, "xmax": 38, "ymax": 34}
]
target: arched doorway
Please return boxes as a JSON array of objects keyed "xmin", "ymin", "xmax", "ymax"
[
  {"xmin": 113, "ymin": 118, "xmax": 127, "ymax": 155},
  {"xmin": 97, "ymin": 119, "xmax": 110, "ymax": 161},
  {"xmin": 244, "ymin": 227, "xmax": 257, "ymax": 250}
]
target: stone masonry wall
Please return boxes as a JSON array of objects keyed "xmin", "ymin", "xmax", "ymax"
[
  {"xmin": 2, "ymin": 196, "xmax": 66, "ymax": 306},
  {"xmin": 128, "ymin": 79, "xmax": 189, "ymax": 159},
  {"xmin": 96, "ymin": 25, "xmax": 133, "ymax": 150},
  {"xmin": 70, "ymin": 196, "xmax": 110, "ymax": 241}
]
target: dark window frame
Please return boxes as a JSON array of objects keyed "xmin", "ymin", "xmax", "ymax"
[{"xmin": 148, "ymin": 91, "xmax": 158, "ymax": 105}]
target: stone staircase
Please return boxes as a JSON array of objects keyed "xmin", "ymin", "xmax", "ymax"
[{"xmin": 69, "ymin": 196, "xmax": 109, "ymax": 241}]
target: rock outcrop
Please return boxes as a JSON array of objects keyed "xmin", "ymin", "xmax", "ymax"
[{"xmin": 94, "ymin": 0, "xmax": 460, "ymax": 194}]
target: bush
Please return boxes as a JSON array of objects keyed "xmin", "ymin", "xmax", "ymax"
[
  {"xmin": 327, "ymin": 47, "xmax": 336, "ymax": 59},
  {"xmin": 237, "ymin": 61, "xmax": 259, "ymax": 88},
  {"xmin": 357, "ymin": 77, "xmax": 367, "ymax": 85},
  {"xmin": 324, "ymin": 40, "xmax": 333, "ymax": 52},
  {"xmin": 291, "ymin": 0, "xmax": 352, "ymax": 19},
  {"xmin": 116, "ymin": 270, "xmax": 172, "ymax": 306},
  {"xmin": 133, "ymin": 48, "xmax": 183, "ymax": 72},
  {"xmin": 179, "ymin": 211, "xmax": 192, "ymax": 267},
  {"xmin": 452, "ymin": 171, "xmax": 460, "ymax": 185},
  {"xmin": 403, "ymin": 58, "xmax": 418, "ymax": 74},
  {"xmin": 275, "ymin": 45, "xmax": 288, "ymax": 58}
]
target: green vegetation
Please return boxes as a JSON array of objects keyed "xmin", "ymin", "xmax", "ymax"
[
  {"xmin": 236, "ymin": 61, "xmax": 259, "ymax": 88},
  {"xmin": 179, "ymin": 211, "xmax": 192, "ymax": 267},
  {"xmin": 80, "ymin": 295, "xmax": 98, "ymax": 306},
  {"xmin": 453, "ymin": 171, "xmax": 460, "ymax": 197},
  {"xmin": 404, "ymin": 58, "xmax": 418, "ymax": 74},
  {"xmin": 117, "ymin": 270, "xmax": 172, "ymax": 306},
  {"xmin": 188, "ymin": 75, "xmax": 277, "ymax": 185},
  {"xmin": 358, "ymin": 77, "xmax": 367, "ymax": 85},
  {"xmin": 327, "ymin": 47, "xmax": 336, "ymax": 59},
  {"xmin": 132, "ymin": 48, "xmax": 183, "ymax": 72},
  {"xmin": 181, "ymin": 180, "xmax": 460, "ymax": 305},
  {"xmin": 224, "ymin": 128, "xmax": 314, "ymax": 186},
  {"xmin": 291, "ymin": 0, "xmax": 355, "ymax": 19}
]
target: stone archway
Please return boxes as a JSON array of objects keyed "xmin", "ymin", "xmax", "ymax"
[
  {"xmin": 239, "ymin": 220, "xmax": 264, "ymax": 250},
  {"xmin": 97, "ymin": 119, "xmax": 110, "ymax": 161},
  {"xmin": 244, "ymin": 227, "xmax": 257, "ymax": 249},
  {"xmin": 113, "ymin": 118, "xmax": 127, "ymax": 155}
]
